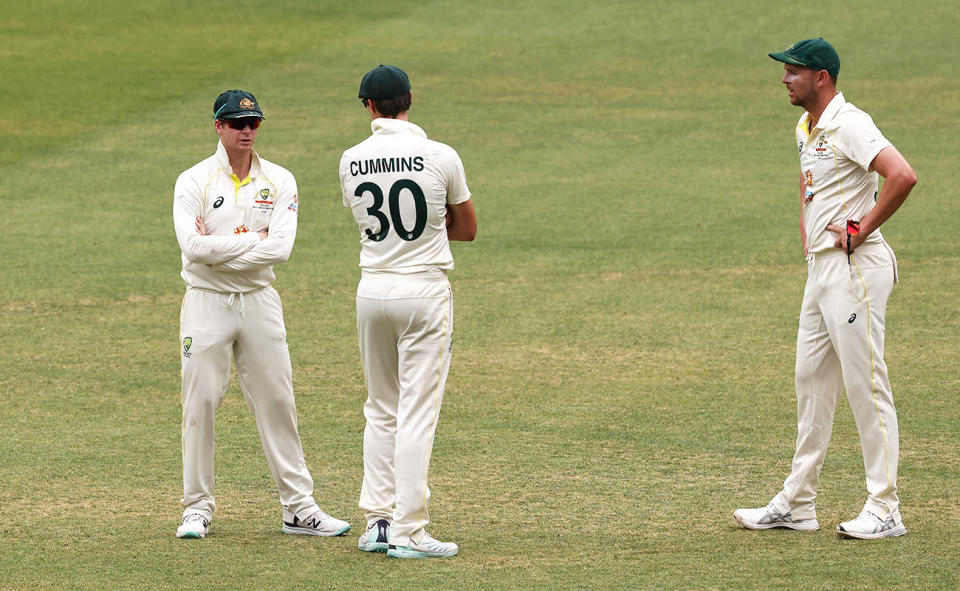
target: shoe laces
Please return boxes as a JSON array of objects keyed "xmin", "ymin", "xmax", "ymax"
[
  {"xmin": 417, "ymin": 533, "xmax": 448, "ymax": 549},
  {"xmin": 183, "ymin": 513, "xmax": 207, "ymax": 526},
  {"xmin": 302, "ymin": 509, "xmax": 331, "ymax": 527}
]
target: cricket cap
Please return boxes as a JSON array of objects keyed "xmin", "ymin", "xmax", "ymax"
[
  {"xmin": 769, "ymin": 38, "xmax": 840, "ymax": 78},
  {"xmin": 358, "ymin": 65, "xmax": 411, "ymax": 100},
  {"xmin": 213, "ymin": 89, "xmax": 264, "ymax": 120}
]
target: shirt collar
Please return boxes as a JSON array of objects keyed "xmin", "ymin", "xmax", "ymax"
[
  {"xmin": 215, "ymin": 140, "xmax": 263, "ymax": 178},
  {"xmin": 802, "ymin": 91, "xmax": 846, "ymax": 134},
  {"xmin": 370, "ymin": 118, "xmax": 427, "ymax": 138}
]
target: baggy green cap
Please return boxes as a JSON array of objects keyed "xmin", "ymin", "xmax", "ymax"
[
  {"xmin": 769, "ymin": 38, "xmax": 840, "ymax": 78},
  {"xmin": 358, "ymin": 65, "xmax": 411, "ymax": 100},
  {"xmin": 213, "ymin": 89, "xmax": 264, "ymax": 120}
]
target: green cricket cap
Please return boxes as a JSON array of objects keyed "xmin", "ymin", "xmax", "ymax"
[
  {"xmin": 213, "ymin": 89, "xmax": 264, "ymax": 120},
  {"xmin": 358, "ymin": 65, "xmax": 411, "ymax": 100},
  {"xmin": 769, "ymin": 38, "xmax": 840, "ymax": 78}
]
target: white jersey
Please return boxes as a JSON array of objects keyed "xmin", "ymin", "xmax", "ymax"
[
  {"xmin": 339, "ymin": 118, "xmax": 471, "ymax": 273},
  {"xmin": 173, "ymin": 141, "xmax": 299, "ymax": 292},
  {"xmin": 796, "ymin": 92, "xmax": 892, "ymax": 254}
]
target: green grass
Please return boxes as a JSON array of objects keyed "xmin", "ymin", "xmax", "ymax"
[{"xmin": 2, "ymin": 0, "xmax": 959, "ymax": 589}]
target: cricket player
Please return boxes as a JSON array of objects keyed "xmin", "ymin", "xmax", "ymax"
[
  {"xmin": 734, "ymin": 39, "xmax": 917, "ymax": 539},
  {"xmin": 172, "ymin": 89, "xmax": 349, "ymax": 539},
  {"xmin": 339, "ymin": 66, "xmax": 477, "ymax": 558}
]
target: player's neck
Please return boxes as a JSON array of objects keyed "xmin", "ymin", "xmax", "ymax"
[
  {"xmin": 226, "ymin": 149, "xmax": 253, "ymax": 180},
  {"xmin": 806, "ymin": 90, "xmax": 839, "ymax": 130},
  {"xmin": 370, "ymin": 112, "xmax": 409, "ymax": 122}
]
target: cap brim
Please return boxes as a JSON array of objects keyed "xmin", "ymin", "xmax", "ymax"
[
  {"xmin": 769, "ymin": 51, "xmax": 807, "ymax": 67},
  {"xmin": 220, "ymin": 113, "xmax": 264, "ymax": 119}
]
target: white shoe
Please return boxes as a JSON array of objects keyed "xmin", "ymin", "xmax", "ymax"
[
  {"xmin": 358, "ymin": 519, "xmax": 390, "ymax": 553},
  {"xmin": 387, "ymin": 532, "xmax": 458, "ymax": 558},
  {"xmin": 733, "ymin": 504, "xmax": 819, "ymax": 531},
  {"xmin": 837, "ymin": 510, "xmax": 906, "ymax": 539},
  {"xmin": 282, "ymin": 509, "xmax": 351, "ymax": 537},
  {"xmin": 176, "ymin": 513, "xmax": 209, "ymax": 538}
]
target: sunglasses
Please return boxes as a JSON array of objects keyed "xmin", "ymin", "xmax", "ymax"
[{"xmin": 223, "ymin": 117, "xmax": 262, "ymax": 130}]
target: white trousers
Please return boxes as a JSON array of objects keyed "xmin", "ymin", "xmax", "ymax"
[
  {"xmin": 179, "ymin": 286, "xmax": 319, "ymax": 521},
  {"xmin": 772, "ymin": 243, "xmax": 900, "ymax": 520},
  {"xmin": 356, "ymin": 271, "xmax": 453, "ymax": 547}
]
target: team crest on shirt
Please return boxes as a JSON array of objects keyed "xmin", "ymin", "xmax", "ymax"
[
  {"xmin": 183, "ymin": 337, "xmax": 193, "ymax": 358},
  {"xmin": 812, "ymin": 134, "xmax": 832, "ymax": 160},
  {"xmin": 253, "ymin": 188, "xmax": 275, "ymax": 213}
]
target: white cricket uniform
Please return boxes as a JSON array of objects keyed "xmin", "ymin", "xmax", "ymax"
[
  {"xmin": 173, "ymin": 140, "xmax": 320, "ymax": 522},
  {"xmin": 339, "ymin": 118, "xmax": 471, "ymax": 547},
  {"xmin": 771, "ymin": 93, "xmax": 902, "ymax": 521}
]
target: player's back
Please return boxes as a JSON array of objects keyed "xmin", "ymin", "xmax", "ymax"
[{"xmin": 340, "ymin": 118, "xmax": 471, "ymax": 273}]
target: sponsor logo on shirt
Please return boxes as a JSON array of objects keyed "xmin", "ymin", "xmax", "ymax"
[{"xmin": 234, "ymin": 224, "xmax": 250, "ymax": 234}]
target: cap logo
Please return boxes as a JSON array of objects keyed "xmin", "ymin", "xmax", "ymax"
[{"xmin": 239, "ymin": 98, "xmax": 256, "ymax": 110}]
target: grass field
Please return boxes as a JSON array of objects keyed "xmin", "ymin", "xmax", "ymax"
[{"xmin": 2, "ymin": 1, "xmax": 959, "ymax": 589}]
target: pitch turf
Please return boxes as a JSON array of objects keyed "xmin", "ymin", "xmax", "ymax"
[{"xmin": 1, "ymin": 1, "xmax": 958, "ymax": 589}]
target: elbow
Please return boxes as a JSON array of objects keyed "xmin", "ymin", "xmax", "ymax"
[
  {"xmin": 894, "ymin": 165, "xmax": 917, "ymax": 191},
  {"xmin": 277, "ymin": 245, "xmax": 294, "ymax": 263},
  {"xmin": 905, "ymin": 170, "xmax": 918, "ymax": 190},
  {"xmin": 182, "ymin": 250, "xmax": 214, "ymax": 265},
  {"xmin": 452, "ymin": 224, "xmax": 476, "ymax": 242}
]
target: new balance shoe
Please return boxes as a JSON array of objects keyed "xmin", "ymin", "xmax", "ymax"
[
  {"xmin": 387, "ymin": 532, "xmax": 458, "ymax": 559},
  {"xmin": 176, "ymin": 513, "xmax": 209, "ymax": 539},
  {"xmin": 837, "ymin": 510, "xmax": 906, "ymax": 539},
  {"xmin": 733, "ymin": 504, "xmax": 819, "ymax": 531},
  {"xmin": 358, "ymin": 519, "xmax": 390, "ymax": 553},
  {"xmin": 282, "ymin": 509, "xmax": 351, "ymax": 537}
]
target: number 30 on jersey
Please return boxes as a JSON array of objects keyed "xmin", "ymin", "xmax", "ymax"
[{"xmin": 356, "ymin": 179, "xmax": 427, "ymax": 242}]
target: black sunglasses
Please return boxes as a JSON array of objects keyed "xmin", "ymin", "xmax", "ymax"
[{"xmin": 223, "ymin": 118, "xmax": 262, "ymax": 130}]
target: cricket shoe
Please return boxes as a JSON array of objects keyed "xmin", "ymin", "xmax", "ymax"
[
  {"xmin": 837, "ymin": 510, "xmax": 906, "ymax": 539},
  {"xmin": 358, "ymin": 519, "xmax": 390, "ymax": 553},
  {"xmin": 733, "ymin": 504, "xmax": 819, "ymax": 531},
  {"xmin": 387, "ymin": 532, "xmax": 458, "ymax": 559},
  {"xmin": 176, "ymin": 513, "xmax": 210, "ymax": 539},
  {"xmin": 282, "ymin": 509, "xmax": 351, "ymax": 537}
]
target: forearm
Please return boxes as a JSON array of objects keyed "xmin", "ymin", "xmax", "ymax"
[
  {"xmin": 858, "ymin": 172, "xmax": 916, "ymax": 239},
  {"xmin": 210, "ymin": 235, "xmax": 293, "ymax": 271},
  {"xmin": 175, "ymin": 216, "xmax": 259, "ymax": 264},
  {"xmin": 446, "ymin": 199, "xmax": 477, "ymax": 242}
]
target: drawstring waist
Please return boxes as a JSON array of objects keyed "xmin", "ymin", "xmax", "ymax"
[
  {"xmin": 226, "ymin": 292, "xmax": 246, "ymax": 318},
  {"xmin": 186, "ymin": 285, "xmax": 268, "ymax": 319}
]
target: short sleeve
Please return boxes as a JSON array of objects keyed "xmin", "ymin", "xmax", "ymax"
[
  {"xmin": 835, "ymin": 112, "xmax": 892, "ymax": 171},
  {"xmin": 442, "ymin": 147, "xmax": 471, "ymax": 205}
]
